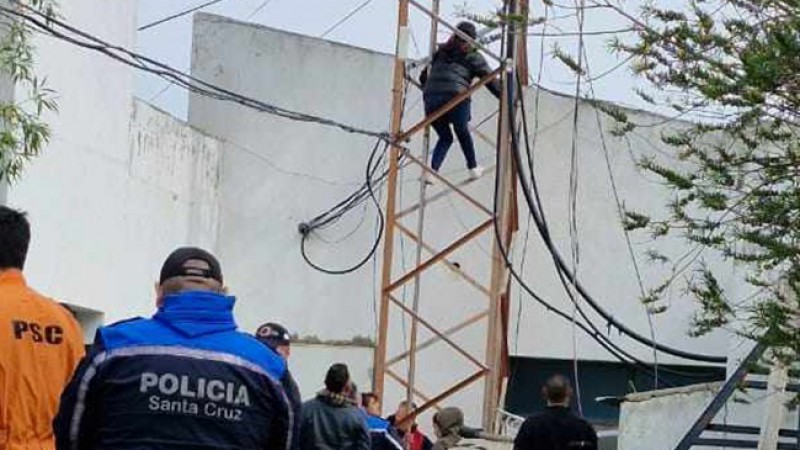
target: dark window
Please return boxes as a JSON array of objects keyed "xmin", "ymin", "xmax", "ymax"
[{"xmin": 504, "ymin": 357, "xmax": 725, "ymax": 426}]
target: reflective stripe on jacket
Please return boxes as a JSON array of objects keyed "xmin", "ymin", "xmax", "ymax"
[{"xmin": 54, "ymin": 290, "xmax": 291, "ymax": 450}]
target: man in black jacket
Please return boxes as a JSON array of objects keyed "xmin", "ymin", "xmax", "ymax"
[
  {"xmin": 513, "ymin": 375, "xmax": 597, "ymax": 450},
  {"xmin": 299, "ymin": 363, "xmax": 369, "ymax": 450},
  {"xmin": 420, "ymin": 21, "xmax": 501, "ymax": 180},
  {"xmin": 256, "ymin": 322, "xmax": 303, "ymax": 450}
]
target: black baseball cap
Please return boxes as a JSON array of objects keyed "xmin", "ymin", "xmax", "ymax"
[
  {"xmin": 456, "ymin": 21, "xmax": 477, "ymax": 40},
  {"xmin": 255, "ymin": 322, "xmax": 291, "ymax": 348},
  {"xmin": 159, "ymin": 247, "xmax": 223, "ymax": 285}
]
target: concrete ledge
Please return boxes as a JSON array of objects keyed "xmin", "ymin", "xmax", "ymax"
[{"xmin": 622, "ymin": 382, "xmax": 722, "ymax": 403}]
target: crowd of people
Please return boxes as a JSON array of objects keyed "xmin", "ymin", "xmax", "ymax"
[{"xmin": 1, "ymin": 202, "xmax": 598, "ymax": 450}]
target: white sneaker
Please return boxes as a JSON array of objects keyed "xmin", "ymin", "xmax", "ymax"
[
  {"xmin": 421, "ymin": 171, "xmax": 434, "ymax": 185},
  {"xmin": 469, "ymin": 166, "xmax": 485, "ymax": 180}
]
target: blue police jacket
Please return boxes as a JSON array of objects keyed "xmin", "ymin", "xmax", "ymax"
[
  {"xmin": 363, "ymin": 412, "xmax": 403, "ymax": 450},
  {"xmin": 54, "ymin": 290, "xmax": 292, "ymax": 450}
]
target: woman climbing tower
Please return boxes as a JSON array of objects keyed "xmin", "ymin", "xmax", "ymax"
[{"xmin": 420, "ymin": 21, "xmax": 501, "ymax": 180}]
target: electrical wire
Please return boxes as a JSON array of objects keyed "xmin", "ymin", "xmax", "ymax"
[
  {"xmin": 126, "ymin": 0, "xmax": 726, "ymax": 369},
  {"xmin": 14, "ymin": 1, "xmax": 401, "ymax": 275},
  {"xmin": 147, "ymin": 0, "xmax": 280, "ymax": 102},
  {"xmin": 566, "ymin": 0, "xmax": 587, "ymax": 416},
  {"xmin": 247, "ymin": 0, "xmax": 278, "ymax": 21},
  {"xmin": 138, "ymin": 0, "xmax": 227, "ymax": 32},
  {"xmin": 500, "ymin": 65, "xmax": 719, "ymax": 385},
  {"xmin": 495, "ymin": 75, "xmax": 670, "ymax": 386},
  {"xmin": 510, "ymin": 72, "xmax": 726, "ymax": 365},
  {"xmin": 319, "ymin": 0, "xmax": 376, "ymax": 39},
  {"xmin": 501, "ymin": 0, "xmax": 708, "ymax": 403},
  {"xmin": 514, "ymin": 62, "xmax": 718, "ymax": 372},
  {"xmin": 510, "ymin": 0, "xmax": 552, "ymax": 378},
  {"xmin": 4, "ymin": 4, "xmax": 393, "ymax": 144},
  {"xmin": 298, "ymin": 79, "xmax": 411, "ymax": 275},
  {"xmin": 578, "ymin": 32, "xmax": 661, "ymax": 388},
  {"xmin": 299, "ymin": 140, "xmax": 389, "ymax": 275}
]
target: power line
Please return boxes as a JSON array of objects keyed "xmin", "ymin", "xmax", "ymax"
[
  {"xmin": 5, "ymin": 4, "xmax": 392, "ymax": 143},
  {"xmin": 319, "ymin": 0, "xmax": 376, "ymax": 39},
  {"xmin": 509, "ymin": 73, "xmax": 726, "ymax": 366},
  {"xmin": 138, "ymin": 0, "xmax": 227, "ymax": 32},
  {"xmin": 495, "ymin": 78, "xmax": 703, "ymax": 385},
  {"xmin": 503, "ymin": 69, "xmax": 721, "ymax": 383},
  {"xmin": 527, "ymin": 28, "xmax": 634, "ymax": 37},
  {"xmin": 96, "ymin": 0, "xmax": 723, "ymax": 368},
  {"xmin": 148, "ymin": 81, "xmax": 172, "ymax": 103},
  {"xmin": 247, "ymin": 0, "xmax": 278, "ymax": 20},
  {"xmin": 298, "ymin": 79, "xmax": 412, "ymax": 275},
  {"xmin": 578, "ymin": 32, "xmax": 661, "ymax": 388},
  {"xmin": 147, "ymin": 0, "xmax": 280, "ymax": 105},
  {"xmin": 300, "ymin": 139, "xmax": 389, "ymax": 275},
  {"xmin": 565, "ymin": 0, "xmax": 587, "ymax": 415},
  {"xmin": 510, "ymin": 0, "xmax": 550, "ymax": 383}
]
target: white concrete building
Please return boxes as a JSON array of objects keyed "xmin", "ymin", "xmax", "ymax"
[
  {"xmin": 186, "ymin": 13, "xmax": 740, "ymax": 425},
  {"xmin": 0, "ymin": 1, "xmax": 768, "ymax": 438}
]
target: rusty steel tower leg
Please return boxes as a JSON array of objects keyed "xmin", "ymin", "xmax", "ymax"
[{"xmin": 373, "ymin": 0, "xmax": 410, "ymax": 404}]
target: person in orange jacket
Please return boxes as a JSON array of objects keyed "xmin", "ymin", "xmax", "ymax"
[{"xmin": 0, "ymin": 206, "xmax": 84, "ymax": 450}]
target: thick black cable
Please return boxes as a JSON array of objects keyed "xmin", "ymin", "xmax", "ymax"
[
  {"xmin": 510, "ymin": 74, "xmax": 726, "ymax": 365},
  {"xmin": 300, "ymin": 140, "xmax": 388, "ymax": 275},
  {"xmin": 497, "ymin": 67, "xmax": 719, "ymax": 383},
  {"xmin": 515, "ymin": 80, "xmax": 712, "ymax": 380},
  {"xmin": 494, "ymin": 71, "xmax": 682, "ymax": 385},
  {"xmin": 138, "ymin": 0, "xmax": 227, "ymax": 32},
  {"xmin": 4, "ymin": 4, "xmax": 392, "ymax": 143},
  {"xmin": 301, "ymin": 79, "xmax": 411, "ymax": 237},
  {"xmin": 491, "ymin": 19, "xmax": 677, "ymax": 385}
]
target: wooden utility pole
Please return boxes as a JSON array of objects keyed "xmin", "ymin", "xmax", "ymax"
[{"xmin": 374, "ymin": 0, "xmax": 527, "ymax": 433}]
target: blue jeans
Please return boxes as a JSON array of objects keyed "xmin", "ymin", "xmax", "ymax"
[{"xmin": 424, "ymin": 94, "xmax": 477, "ymax": 171}]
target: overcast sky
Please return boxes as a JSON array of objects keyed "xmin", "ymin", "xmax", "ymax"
[{"xmin": 135, "ymin": 0, "xmax": 674, "ymax": 119}]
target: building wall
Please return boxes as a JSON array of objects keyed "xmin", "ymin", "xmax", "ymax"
[
  {"xmin": 188, "ymin": 14, "xmax": 742, "ymax": 423},
  {"xmin": 0, "ymin": 2, "xmax": 751, "ymax": 431},
  {"xmin": 619, "ymin": 381, "xmax": 799, "ymax": 450},
  {"xmin": 1, "ymin": 0, "xmax": 225, "ymax": 336},
  {"xmin": 7, "ymin": 97, "xmax": 223, "ymax": 335}
]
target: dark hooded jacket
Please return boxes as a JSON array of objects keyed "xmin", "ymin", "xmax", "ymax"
[
  {"xmin": 421, "ymin": 42, "xmax": 501, "ymax": 99},
  {"xmin": 283, "ymin": 369, "xmax": 303, "ymax": 450},
  {"xmin": 54, "ymin": 291, "xmax": 292, "ymax": 450},
  {"xmin": 299, "ymin": 390, "xmax": 370, "ymax": 450},
  {"xmin": 513, "ymin": 406, "xmax": 598, "ymax": 450}
]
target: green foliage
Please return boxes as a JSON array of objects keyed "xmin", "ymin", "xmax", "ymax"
[
  {"xmin": 617, "ymin": 0, "xmax": 800, "ymax": 359},
  {"xmin": 552, "ymin": 43, "xmax": 585, "ymax": 76},
  {"xmin": 645, "ymin": 249, "xmax": 670, "ymax": 264},
  {"xmin": 687, "ymin": 266, "xmax": 733, "ymax": 337},
  {"xmin": 0, "ymin": 0, "xmax": 58, "ymax": 182},
  {"xmin": 454, "ymin": 3, "xmax": 546, "ymax": 45},
  {"xmin": 622, "ymin": 210, "xmax": 650, "ymax": 231}
]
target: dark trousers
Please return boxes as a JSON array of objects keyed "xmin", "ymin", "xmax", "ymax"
[{"xmin": 424, "ymin": 94, "xmax": 477, "ymax": 171}]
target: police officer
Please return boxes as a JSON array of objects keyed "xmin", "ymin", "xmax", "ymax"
[
  {"xmin": 54, "ymin": 247, "xmax": 292, "ymax": 450},
  {"xmin": 513, "ymin": 375, "xmax": 598, "ymax": 450},
  {"xmin": 256, "ymin": 322, "xmax": 302, "ymax": 449},
  {"xmin": 0, "ymin": 206, "xmax": 84, "ymax": 450}
]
